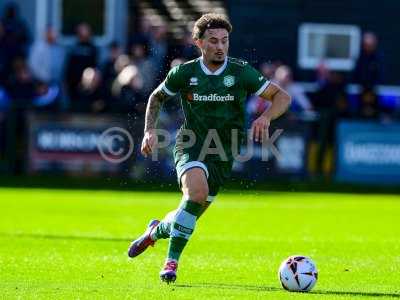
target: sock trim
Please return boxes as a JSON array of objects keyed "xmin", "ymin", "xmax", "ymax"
[{"xmin": 181, "ymin": 200, "xmax": 203, "ymax": 216}]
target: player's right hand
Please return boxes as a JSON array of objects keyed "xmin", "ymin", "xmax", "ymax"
[{"xmin": 141, "ymin": 129, "xmax": 157, "ymax": 157}]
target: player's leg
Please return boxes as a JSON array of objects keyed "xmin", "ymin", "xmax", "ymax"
[
  {"xmin": 154, "ymin": 164, "xmax": 221, "ymax": 239},
  {"xmin": 150, "ymin": 189, "xmax": 215, "ymax": 243},
  {"xmin": 197, "ymin": 183, "xmax": 219, "ymax": 218},
  {"xmin": 127, "ymin": 163, "xmax": 223, "ymax": 259},
  {"xmin": 160, "ymin": 167, "xmax": 208, "ymax": 282},
  {"xmin": 128, "ymin": 155, "xmax": 209, "ymax": 260},
  {"xmin": 150, "ymin": 191, "xmax": 214, "ymax": 241}
]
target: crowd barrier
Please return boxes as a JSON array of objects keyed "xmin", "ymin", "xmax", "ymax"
[
  {"xmin": 336, "ymin": 121, "xmax": 400, "ymax": 184},
  {"xmin": 1, "ymin": 111, "xmax": 399, "ymax": 185}
]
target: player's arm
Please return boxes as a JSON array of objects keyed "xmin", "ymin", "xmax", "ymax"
[
  {"xmin": 141, "ymin": 85, "xmax": 173, "ymax": 157},
  {"xmin": 144, "ymin": 86, "xmax": 171, "ymax": 132},
  {"xmin": 251, "ymin": 83, "xmax": 291, "ymax": 142}
]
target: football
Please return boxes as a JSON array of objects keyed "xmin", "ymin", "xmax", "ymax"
[{"xmin": 278, "ymin": 255, "xmax": 318, "ymax": 292}]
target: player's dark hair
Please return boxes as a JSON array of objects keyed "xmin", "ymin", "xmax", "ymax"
[{"xmin": 192, "ymin": 13, "xmax": 232, "ymax": 40}]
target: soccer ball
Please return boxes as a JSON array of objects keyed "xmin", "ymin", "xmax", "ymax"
[{"xmin": 278, "ymin": 255, "xmax": 318, "ymax": 292}]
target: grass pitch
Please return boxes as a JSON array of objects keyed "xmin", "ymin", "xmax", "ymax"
[{"xmin": 0, "ymin": 188, "xmax": 399, "ymax": 299}]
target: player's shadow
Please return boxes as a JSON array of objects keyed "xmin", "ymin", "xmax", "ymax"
[{"xmin": 176, "ymin": 283, "xmax": 400, "ymax": 298}]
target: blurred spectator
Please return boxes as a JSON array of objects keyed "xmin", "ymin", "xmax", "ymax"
[
  {"xmin": 0, "ymin": 21, "xmax": 7, "ymax": 84},
  {"xmin": 174, "ymin": 30, "xmax": 199, "ymax": 61},
  {"xmin": 170, "ymin": 57, "xmax": 185, "ymax": 68},
  {"xmin": 315, "ymin": 62, "xmax": 330, "ymax": 87},
  {"xmin": 149, "ymin": 24, "xmax": 169, "ymax": 68},
  {"xmin": 101, "ymin": 41, "xmax": 122, "ymax": 99},
  {"xmin": 273, "ymin": 65, "xmax": 314, "ymax": 114},
  {"xmin": 28, "ymin": 27, "xmax": 65, "ymax": 84},
  {"xmin": 65, "ymin": 23, "xmax": 97, "ymax": 101},
  {"xmin": 113, "ymin": 54, "xmax": 131, "ymax": 79},
  {"xmin": 119, "ymin": 72, "xmax": 146, "ymax": 114},
  {"xmin": 6, "ymin": 59, "xmax": 37, "ymax": 105},
  {"xmin": 110, "ymin": 64, "xmax": 146, "ymax": 114},
  {"xmin": 313, "ymin": 70, "xmax": 350, "ymax": 175},
  {"xmin": 259, "ymin": 61, "xmax": 277, "ymax": 79},
  {"xmin": 74, "ymin": 67, "xmax": 106, "ymax": 113},
  {"xmin": 111, "ymin": 64, "xmax": 137, "ymax": 97},
  {"xmin": 358, "ymin": 87, "xmax": 379, "ymax": 119},
  {"xmin": 0, "ymin": 2, "xmax": 31, "ymax": 82},
  {"xmin": 108, "ymin": 54, "xmax": 132, "ymax": 110},
  {"xmin": 353, "ymin": 32, "xmax": 384, "ymax": 88},
  {"xmin": 353, "ymin": 32, "xmax": 384, "ymax": 119},
  {"xmin": 4, "ymin": 58, "xmax": 59, "ymax": 110},
  {"xmin": 102, "ymin": 42, "xmax": 121, "ymax": 83},
  {"xmin": 129, "ymin": 17, "xmax": 152, "ymax": 49},
  {"xmin": 0, "ymin": 86, "xmax": 10, "ymax": 111},
  {"xmin": 314, "ymin": 66, "xmax": 349, "ymax": 114},
  {"xmin": 130, "ymin": 42, "xmax": 156, "ymax": 95},
  {"xmin": 33, "ymin": 82, "xmax": 61, "ymax": 111}
]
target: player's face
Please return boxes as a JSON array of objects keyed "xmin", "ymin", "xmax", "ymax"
[{"xmin": 197, "ymin": 28, "xmax": 229, "ymax": 65}]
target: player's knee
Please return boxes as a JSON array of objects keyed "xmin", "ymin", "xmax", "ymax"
[{"xmin": 188, "ymin": 185, "xmax": 209, "ymax": 204}]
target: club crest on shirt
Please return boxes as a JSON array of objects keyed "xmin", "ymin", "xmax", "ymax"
[
  {"xmin": 223, "ymin": 75, "xmax": 235, "ymax": 87},
  {"xmin": 189, "ymin": 77, "xmax": 198, "ymax": 86}
]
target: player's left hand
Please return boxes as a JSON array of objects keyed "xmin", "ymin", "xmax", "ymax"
[{"xmin": 250, "ymin": 115, "xmax": 270, "ymax": 143}]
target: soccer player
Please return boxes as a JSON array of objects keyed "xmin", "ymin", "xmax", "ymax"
[{"xmin": 128, "ymin": 13, "xmax": 291, "ymax": 283}]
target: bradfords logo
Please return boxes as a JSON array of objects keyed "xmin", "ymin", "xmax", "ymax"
[{"xmin": 192, "ymin": 93, "xmax": 235, "ymax": 102}]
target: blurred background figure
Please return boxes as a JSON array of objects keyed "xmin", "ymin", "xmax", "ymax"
[
  {"xmin": 273, "ymin": 65, "xmax": 314, "ymax": 115},
  {"xmin": 0, "ymin": 86, "xmax": 9, "ymax": 112},
  {"xmin": 116, "ymin": 65, "xmax": 146, "ymax": 115},
  {"xmin": 353, "ymin": 32, "xmax": 384, "ymax": 119},
  {"xmin": 312, "ymin": 68, "xmax": 350, "ymax": 176},
  {"xmin": 0, "ymin": 20, "xmax": 8, "ymax": 85},
  {"xmin": 315, "ymin": 63, "xmax": 330, "ymax": 88},
  {"xmin": 353, "ymin": 32, "xmax": 384, "ymax": 89},
  {"xmin": 175, "ymin": 30, "xmax": 199, "ymax": 61},
  {"xmin": 130, "ymin": 42, "xmax": 156, "ymax": 95},
  {"xmin": 65, "ymin": 23, "xmax": 97, "ymax": 102},
  {"xmin": 28, "ymin": 27, "xmax": 65, "ymax": 84},
  {"xmin": 129, "ymin": 16, "xmax": 152, "ymax": 50},
  {"xmin": 149, "ymin": 23, "xmax": 169, "ymax": 72},
  {"xmin": 0, "ymin": 2, "xmax": 30, "ymax": 78},
  {"xmin": 259, "ymin": 61, "xmax": 278, "ymax": 79},
  {"xmin": 74, "ymin": 67, "xmax": 106, "ymax": 113},
  {"xmin": 101, "ymin": 41, "xmax": 122, "ymax": 101},
  {"xmin": 6, "ymin": 59, "xmax": 36, "ymax": 105},
  {"xmin": 170, "ymin": 57, "xmax": 185, "ymax": 68}
]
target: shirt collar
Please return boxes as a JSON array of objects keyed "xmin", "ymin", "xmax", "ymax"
[{"xmin": 199, "ymin": 56, "xmax": 228, "ymax": 75}]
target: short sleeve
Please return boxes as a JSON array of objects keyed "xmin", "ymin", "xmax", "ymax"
[
  {"xmin": 242, "ymin": 64, "xmax": 270, "ymax": 95},
  {"xmin": 161, "ymin": 65, "xmax": 184, "ymax": 96}
]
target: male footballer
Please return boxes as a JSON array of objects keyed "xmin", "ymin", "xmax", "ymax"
[{"xmin": 128, "ymin": 13, "xmax": 291, "ymax": 283}]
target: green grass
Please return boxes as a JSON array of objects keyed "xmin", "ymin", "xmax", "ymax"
[{"xmin": 0, "ymin": 188, "xmax": 399, "ymax": 299}]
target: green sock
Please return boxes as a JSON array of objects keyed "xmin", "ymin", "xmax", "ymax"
[
  {"xmin": 152, "ymin": 221, "xmax": 171, "ymax": 240},
  {"xmin": 197, "ymin": 202, "xmax": 211, "ymax": 219},
  {"xmin": 152, "ymin": 199, "xmax": 211, "ymax": 241},
  {"xmin": 167, "ymin": 200, "xmax": 203, "ymax": 261},
  {"xmin": 151, "ymin": 209, "xmax": 177, "ymax": 240},
  {"xmin": 167, "ymin": 237, "xmax": 188, "ymax": 261}
]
